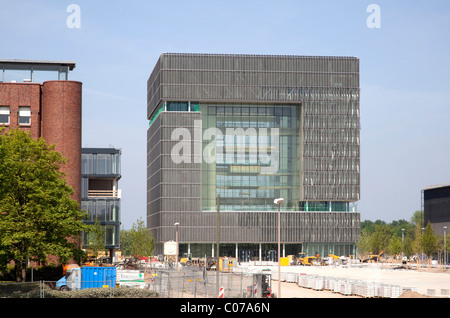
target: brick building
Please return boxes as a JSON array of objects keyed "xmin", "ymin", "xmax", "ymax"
[{"xmin": 0, "ymin": 59, "xmax": 82, "ymax": 202}]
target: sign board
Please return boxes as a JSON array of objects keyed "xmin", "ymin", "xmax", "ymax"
[{"xmin": 117, "ymin": 269, "xmax": 145, "ymax": 288}]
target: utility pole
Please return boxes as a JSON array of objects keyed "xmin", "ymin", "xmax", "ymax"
[
  {"xmin": 444, "ymin": 226, "xmax": 447, "ymax": 267},
  {"xmin": 174, "ymin": 222, "xmax": 179, "ymax": 270},
  {"xmin": 274, "ymin": 198, "xmax": 284, "ymax": 298},
  {"xmin": 216, "ymin": 194, "xmax": 220, "ymax": 296}
]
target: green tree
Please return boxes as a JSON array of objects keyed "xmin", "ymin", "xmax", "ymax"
[
  {"xmin": 412, "ymin": 223, "xmax": 424, "ymax": 267},
  {"xmin": 360, "ymin": 220, "xmax": 377, "ymax": 233},
  {"xmin": 121, "ymin": 218, "xmax": 154, "ymax": 261},
  {"xmin": 436, "ymin": 232, "xmax": 449, "ymax": 265},
  {"xmin": 119, "ymin": 227, "xmax": 133, "ymax": 257},
  {"xmin": 422, "ymin": 222, "xmax": 438, "ymax": 267},
  {"xmin": 85, "ymin": 219, "xmax": 106, "ymax": 264},
  {"xmin": 356, "ymin": 228, "xmax": 372, "ymax": 258},
  {"xmin": 388, "ymin": 235, "xmax": 402, "ymax": 262},
  {"xmin": 370, "ymin": 224, "xmax": 392, "ymax": 255},
  {"xmin": 403, "ymin": 236, "xmax": 414, "ymax": 262},
  {"xmin": 411, "ymin": 210, "xmax": 424, "ymax": 228},
  {"xmin": 0, "ymin": 129, "xmax": 87, "ymax": 281},
  {"xmin": 390, "ymin": 219, "xmax": 414, "ymax": 237}
]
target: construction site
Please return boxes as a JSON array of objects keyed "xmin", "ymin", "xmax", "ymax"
[
  {"xmin": 111, "ymin": 250, "xmax": 450, "ymax": 299},
  {"xmin": 253, "ymin": 262, "xmax": 450, "ymax": 298}
]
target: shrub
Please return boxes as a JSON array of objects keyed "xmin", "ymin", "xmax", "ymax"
[
  {"xmin": 43, "ymin": 287, "xmax": 160, "ymax": 298},
  {"xmin": 0, "ymin": 282, "xmax": 160, "ymax": 298}
]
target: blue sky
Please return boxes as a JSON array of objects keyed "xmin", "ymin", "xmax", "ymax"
[{"xmin": 1, "ymin": 1, "xmax": 449, "ymax": 229}]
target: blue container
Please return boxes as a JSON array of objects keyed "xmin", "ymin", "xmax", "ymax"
[{"xmin": 81, "ymin": 266, "xmax": 116, "ymax": 289}]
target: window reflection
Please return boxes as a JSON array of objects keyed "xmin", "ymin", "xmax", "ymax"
[
  {"xmin": 18, "ymin": 106, "xmax": 31, "ymax": 125},
  {"xmin": 81, "ymin": 152, "xmax": 120, "ymax": 175},
  {"xmin": 81, "ymin": 149, "xmax": 121, "ymax": 249},
  {"xmin": 0, "ymin": 106, "xmax": 10, "ymax": 124},
  {"xmin": 202, "ymin": 104, "xmax": 300, "ymax": 212}
]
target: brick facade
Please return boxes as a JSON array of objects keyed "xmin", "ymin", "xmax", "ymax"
[
  {"xmin": 0, "ymin": 80, "xmax": 82, "ymax": 202},
  {"xmin": 0, "ymin": 83, "xmax": 41, "ymax": 138}
]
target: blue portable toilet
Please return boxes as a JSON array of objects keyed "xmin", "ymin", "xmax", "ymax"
[{"xmin": 81, "ymin": 266, "xmax": 116, "ymax": 289}]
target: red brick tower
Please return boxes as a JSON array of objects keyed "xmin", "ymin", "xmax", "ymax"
[{"xmin": 41, "ymin": 80, "xmax": 82, "ymax": 202}]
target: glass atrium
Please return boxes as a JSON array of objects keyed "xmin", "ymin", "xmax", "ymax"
[{"xmin": 0, "ymin": 59, "xmax": 74, "ymax": 83}]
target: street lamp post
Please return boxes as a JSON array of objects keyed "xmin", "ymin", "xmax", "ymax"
[
  {"xmin": 444, "ymin": 226, "xmax": 448, "ymax": 267},
  {"xmin": 174, "ymin": 222, "xmax": 180, "ymax": 270},
  {"xmin": 274, "ymin": 198, "xmax": 284, "ymax": 298},
  {"xmin": 401, "ymin": 228, "xmax": 405, "ymax": 265},
  {"xmin": 421, "ymin": 227, "xmax": 425, "ymax": 267}
]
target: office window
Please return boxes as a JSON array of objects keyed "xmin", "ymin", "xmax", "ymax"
[
  {"xmin": 96, "ymin": 154, "xmax": 112, "ymax": 175},
  {"xmin": 82, "ymin": 153, "xmax": 94, "ymax": 174},
  {"xmin": 167, "ymin": 102, "xmax": 188, "ymax": 111},
  {"xmin": 201, "ymin": 103, "xmax": 301, "ymax": 212},
  {"xmin": 0, "ymin": 106, "xmax": 10, "ymax": 124},
  {"xmin": 18, "ymin": 106, "xmax": 31, "ymax": 125}
]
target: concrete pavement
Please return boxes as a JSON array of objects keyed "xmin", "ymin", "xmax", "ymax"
[{"xmin": 239, "ymin": 263, "xmax": 450, "ymax": 298}]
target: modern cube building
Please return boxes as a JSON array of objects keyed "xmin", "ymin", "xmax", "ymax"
[
  {"xmin": 423, "ymin": 184, "xmax": 450, "ymax": 236},
  {"xmin": 81, "ymin": 148, "xmax": 122, "ymax": 259},
  {"xmin": 147, "ymin": 53, "xmax": 360, "ymax": 260}
]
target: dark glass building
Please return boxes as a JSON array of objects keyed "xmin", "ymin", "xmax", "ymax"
[
  {"xmin": 81, "ymin": 148, "xmax": 122, "ymax": 259},
  {"xmin": 423, "ymin": 184, "xmax": 450, "ymax": 235},
  {"xmin": 147, "ymin": 53, "xmax": 360, "ymax": 260}
]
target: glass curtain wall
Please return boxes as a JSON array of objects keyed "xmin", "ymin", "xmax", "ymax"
[
  {"xmin": 0, "ymin": 63, "xmax": 70, "ymax": 83},
  {"xmin": 81, "ymin": 149, "xmax": 121, "ymax": 250},
  {"xmin": 200, "ymin": 103, "xmax": 301, "ymax": 212},
  {"xmin": 81, "ymin": 200, "xmax": 120, "ymax": 223},
  {"xmin": 82, "ymin": 152, "xmax": 121, "ymax": 175}
]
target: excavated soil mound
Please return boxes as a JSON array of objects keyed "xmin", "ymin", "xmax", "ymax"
[{"xmin": 398, "ymin": 290, "xmax": 430, "ymax": 298}]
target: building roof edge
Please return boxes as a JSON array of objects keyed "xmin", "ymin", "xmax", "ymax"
[{"xmin": 0, "ymin": 59, "xmax": 76, "ymax": 70}]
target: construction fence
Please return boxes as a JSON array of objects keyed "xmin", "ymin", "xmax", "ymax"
[
  {"xmin": 147, "ymin": 268, "xmax": 271, "ymax": 298},
  {"xmin": 0, "ymin": 268, "xmax": 271, "ymax": 299}
]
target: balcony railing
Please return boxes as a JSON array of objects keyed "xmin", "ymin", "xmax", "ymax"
[{"xmin": 88, "ymin": 190, "xmax": 120, "ymax": 198}]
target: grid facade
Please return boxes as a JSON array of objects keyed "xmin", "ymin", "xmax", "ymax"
[
  {"xmin": 147, "ymin": 53, "xmax": 360, "ymax": 257},
  {"xmin": 154, "ymin": 210, "xmax": 359, "ymax": 244},
  {"xmin": 81, "ymin": 148, "xmax": 122, "ymax": 250}
]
